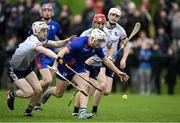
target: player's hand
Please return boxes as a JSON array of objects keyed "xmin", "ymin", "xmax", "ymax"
[
  {"xmin": 120, "ymin": 59, "xmax": 126, "ymax": 69},
  {"xmin": 117, "ymin": 71, "xmax": 129, "ymax": 82},
  {"xmin": 67, "ymin": 35, "xmax": 77, "ymax": 41},
  {"xmin": 108, "ymin": 56, "xmax": 113, "ymax": 61},
  {"xmin": 56, "ymin": 56, "xmax": 65, "ymax": 65},
  {"xmin": 48, "ymin": 65, "xmax": 57, "ymax": 75},
  {"xmin": 85, "ymin": 57, "xmax": 94, "ymax": 65}
]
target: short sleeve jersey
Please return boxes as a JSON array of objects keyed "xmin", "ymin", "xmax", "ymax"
[
  {"xmin": 10, "ymin": 35, "xmax": 42, "ymax": 71},
  {"xmin": 103, "ymin": 23, "xmax": 127, "ymax": 58},
  {"xmin": 64, "ymin": 36, "xmax": 105, "ymax": 68}
]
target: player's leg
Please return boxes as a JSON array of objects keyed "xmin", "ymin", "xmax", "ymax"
[
  {"xmin": 34, "ymin": 67, "xmax": 53, "ymax": 110},
  {"xmin": 7, "ymin": 66, "xmax": 35, "ymax": 111},
  {"xmin": 24, "ymin": 71, "xmax": 43, "ymax": 116},
  {"xmin": 72, "ymin": 64, "xmax": 90, "ymax": 116},
  {"xmin": 41, "ymin": 71, "xmax": 71, "ymax": 104},
  {"xmin": 73, "ymin": 72, "xmax": 93, "ymax": 119},
  {"xmin": 91, "ymin": 67, "xmax": 107, "ymax": 115},
  {"xmin": 72, "ymin": 65, "xmax": 98, "ymax": 116},
  {"xmin": 104, "ymin": 66, "xmax": 114, "ymax": 94},
  {"xmin": 7, "ymin": 79, "xmax": 34, "ymax": 111},
  {"xmin": 34, "ymin": 56, "xmax": 53, "ymax": 110},
  {"xmin": 91, "ymin": 66, "xmax": 114, "ymax": 115}
]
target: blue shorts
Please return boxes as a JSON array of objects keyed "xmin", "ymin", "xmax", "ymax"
[
  {"xmin": 35, "ymin": 54, "xmax": 55, "ymax": 69},
  {"xmin": 57, "ymin": 64, "xmax": 86, "ymax": 81}
]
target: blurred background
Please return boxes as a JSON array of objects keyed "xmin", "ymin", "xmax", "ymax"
[{"xmin": 0, "ymin": 0, "xmax": 179, "ymax": 95}]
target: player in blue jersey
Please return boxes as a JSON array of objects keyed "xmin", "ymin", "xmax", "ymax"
[
  {"xmin": 42, "ymin": 29, "xmax": 129, "ymax": 119},
  {"xmin": 33, "ymin": 3, "xmax": 67, "ymax": 110}
]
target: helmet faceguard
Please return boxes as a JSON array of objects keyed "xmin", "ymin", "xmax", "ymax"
[
  {"xmin": 108, "ymin": 8, "xmax": 121, "ymax": 24},
  {"xmin": 90, "ymin": 28, "xmax": 106, "ymax": 47},
  {"xmin": 32, "ymin": 21, "xmax": 48, "ymax": 36}
]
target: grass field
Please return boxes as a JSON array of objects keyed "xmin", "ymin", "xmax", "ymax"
[{"xmin": 0, "ymin": 90, "xmax": 180, "ymax": 122}]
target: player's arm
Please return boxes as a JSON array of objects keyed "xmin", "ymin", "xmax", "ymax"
[
  {"xmin": 34, "ymin": 45, "xmax": 58, "ymax": 59},
  {"xmin": 120, "ymin": 37, "xmax": 131, "ymax": 68},
  {"xmin": 121, "ymin": 37, "xmax": 131, "ymax": 61},
  {"xmin": 45, "ymin": 35, "xmax": 77, "ymax": 47},
  {"xmin": 50, "ymin": 47, "xmax": 70, "ymax": 73},
  {"xmin": 107, "ymin": 44, "xmax": 113, "ymax": 59}
]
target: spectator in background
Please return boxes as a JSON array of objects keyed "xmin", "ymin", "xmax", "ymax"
[
  {"xmin": 92, "ymin": 0, "xmax": 104, "ymax": 14},
  {"xmin": 42, "ymin": 0, "xmax": 62, "ymax": 19},
  {"xmin": 82, "ymin": 0, "xmax": 96, "ymax": 29},
  {"xmin": 141, "ymin": 0, "xmax": 151, "ymax": 13},
  {"xmin": 24, "ymin": 0, "xmax": 35, "ymax": 15},
  {"xmin": 17, "ymin": 3, "xmax": 26, "ymax": 41},
  {"xmin": 103, "ymin": 0, "xmax": 114, "ymax": 17},
  {"xmin": 28, "ymin": 3, "xmax": 41, "ymax": 25},
  {"xmin": 120, "ymin": 0, "xmax": 132, "ymax": 12},
  {"xmin": 0, "ymin": 1, "xmax": 5, "ymax": 42},
  {"xmin": 137, "ymin": 31, "xmax": 153, "ymax": 95},
  {"xmin": 124, "ymin": 1, "xmax": 137, "ymax": 37},
  {"xmin": 154, "ymin": 8, "xmax": 170, "ymax": 36},
  {"xmin": 164, "ymin": 8, "xmax": 180, "ymax": 95},
  {"xmin": 168, "ymin": 2, "xmax": 179, "ymax": 22},
  {"xmin": 152, "ymin": 27, "xmax": 171, "ymax": 94},
  {"xmin": 70, "ymin": 15, "xmax": 85, "ymax": 36},
  {"xmin": 140, "ymin": 2, "xmax": 152, "ymax": 37},
  {"xmin": 58, "ymin": 4, "xmax": 71, "ymax": 37},
  {"xmin": 171, "ymin": 8, "xmax": 180, "ymax": 53},
  {"xmin": 5, "ymin": 7, "xmax": 20, "ymax": 43}
]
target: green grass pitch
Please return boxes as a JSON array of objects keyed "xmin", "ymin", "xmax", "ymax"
[{"xmin": 0, "ymin": 90, "xmax": 180, "ymax": 122}]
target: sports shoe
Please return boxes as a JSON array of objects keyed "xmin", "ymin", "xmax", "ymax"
[
  {"xmin": 79, "ymin": 112, "xmax": 93, "ymax": 119},
  {"xmin": 33, "ymin": 105, "xmax": 42, "ymax": 111},
  {"xmin": 7, "ymin": 90, "xmax": 15, "ymax": 110},
  {"xmin": 41, "ymin": 92, "xmax": 51, "ymax": 104},
  {"xmin": 24, "ymin": 109, "xmax": 32, "ymax": 117},
  {"xmin": 72, "ymin": 112, "xmax": 79, "ymax": 116},
  {"xmin": 90, "ymin": 112, "xmax": 97, "ymax": 117}
]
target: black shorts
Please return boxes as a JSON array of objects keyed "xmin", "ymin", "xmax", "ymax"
[
  {"xmin": 102, "ymin": 64, "xmax": 114, "ymax": 78},
  {"xmin": 8, "ymin": 65, "xmax": 33, "ymax": 83},
  {"xmin": 85, "ymin": 64, "xmax": 100, "ymax": 80}
]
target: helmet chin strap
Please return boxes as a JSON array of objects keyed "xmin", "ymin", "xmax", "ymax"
[
  {"xmin": 36, "ymin": 35, "xmax": 46, "ymax": 42},
  {"xmin": 108, "ymin": 21, "xmax": 116, "ymax": 29}
]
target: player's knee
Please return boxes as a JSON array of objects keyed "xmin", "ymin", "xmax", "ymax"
[
  {"xmin": 103, "ymin": 92, "xmax": 110, "ymax": 96},
  {"xmin": 103, "ymin": 89, "xmax": 111, "ymax": 95},
  {"xmin": 24, "ymin": 90, "xmax": 34, "ymax": 98},
  {"xmin": 34, "ymin": 87, "xmax": 43, "ymax": 95},
  {"xmin": 43, "ymin": 77, "xmax": 52, "ymax": 85},
  {"xmin": 100, "ymin": 84, "xmax": 106, "ymax": 90}
]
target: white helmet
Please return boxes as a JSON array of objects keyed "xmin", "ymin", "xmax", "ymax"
[
  {"xmin": 90, "ymin": 28, "xmax": 106, "ymax": 41},
  {"xmin": 32, "ymin": 21, "xmax": 48, "ymax": 35},
  {"xmin": 108, "ymin": 8, "xmax": 121, "ymax": 17}
]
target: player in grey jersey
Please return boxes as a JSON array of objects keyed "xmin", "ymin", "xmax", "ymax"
[
  {"xmin": 90, "ymin": 8, "xmax": 130, "ymax": 115},
  {"xmin": 7, "ymin": 21, "xmax": 69, "ymax": 117}
]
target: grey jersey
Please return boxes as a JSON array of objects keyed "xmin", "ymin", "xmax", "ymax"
[
  {"xmin": 81, "ymin": 28, "xmax": 112, "ymax": 66},
  {"xmin": 103, "ymin": 23, "xmax": 127, "ymax": 58},
  {"xmin": 10, "ymin": 35, "xmax": 42, "ymax": 71}
]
